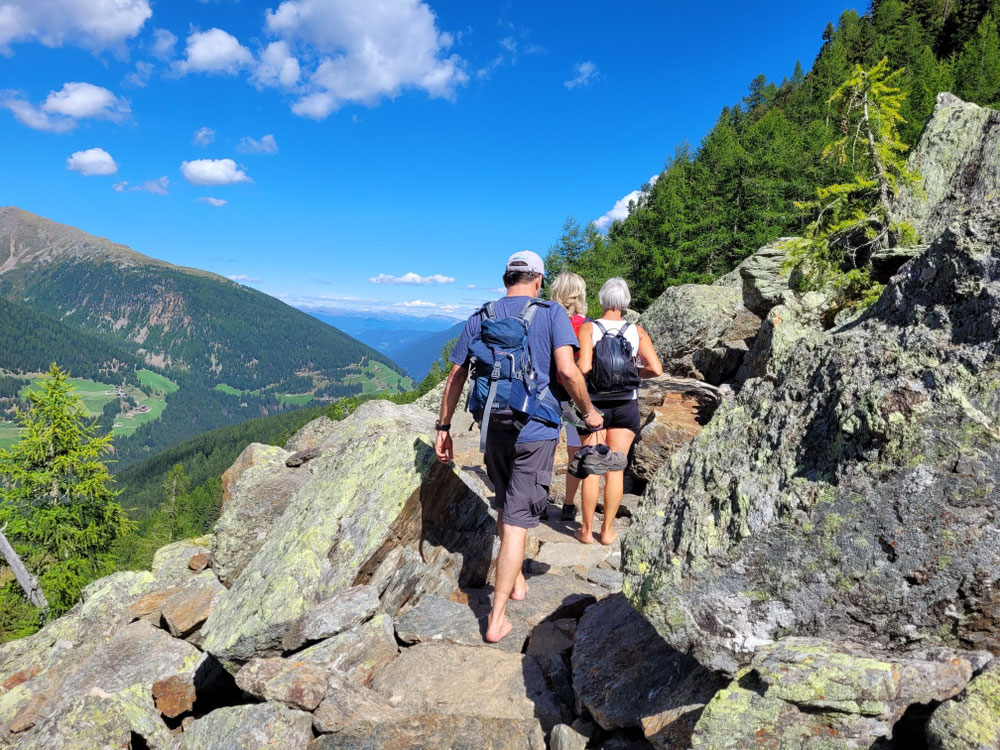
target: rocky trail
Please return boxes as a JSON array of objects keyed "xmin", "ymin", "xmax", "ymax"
[{"xmin": 4, "ymin": 92, "xmax": 1000, "ymax": 749}]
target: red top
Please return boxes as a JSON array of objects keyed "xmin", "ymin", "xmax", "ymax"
[{"xmin": 569, "ymin": 314, "xmax": 587, "ymax": 340}]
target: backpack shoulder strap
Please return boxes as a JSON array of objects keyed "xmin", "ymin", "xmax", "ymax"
[
  {"xmin": 618, "ymin": 322, "xmax": 631, "ymax": 337},
  {"xmin": 481, "ymin": 301, "xmax": 497, "ymax": 320},
  {"xmin": 519, "ymin": 298, "xmax": 548, "ymax": 326},
  {"xmin": 593, "ymin": 320, "xmax": 609, "ymax": 337}
]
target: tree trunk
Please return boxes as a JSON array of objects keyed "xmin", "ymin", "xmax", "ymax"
[{"xmin": 0, "ymin": 528, "xmax": 48, "ymax": 609}]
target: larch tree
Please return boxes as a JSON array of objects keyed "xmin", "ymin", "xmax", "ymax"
[{"xmin": 0, "ymin": 364, "xmax": 133, "ymax": 618}]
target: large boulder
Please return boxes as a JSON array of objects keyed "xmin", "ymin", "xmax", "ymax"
[
  {"xmin": 177, "ymin": 702, "xmax": 314, "ymax": 750},
  {"xmin": 926, "ymin": 660, "xmax": 1000, "ymax": 750},
  {"xmin": 897, "ymin": 93, "xmax": 1000, "ymax": 243},
  {"xmin": 632, "ymin": 376, "xmax": 721, "ymax": 483},
  {"xmin": 1, "ymin": 619, "xmax": 214, "ymax": 749},
  {"xmin": 212, "ymin": 442, "xmax": 315, "ymax": 586},
  {"xmin": 720, "ymin": 238, "xmax": 797, "ymax": 317},
  {"xmin": 625, "ymin": 214, "xmax": 1000, "ymax": 675},
  {"xmin": 201, "ymin": 400, "xmax": 496, "ymax": 668},
  {"xmin": 639, "ymin": 284, "xmax": 761, "ymax": 383},
  {"xmin": 572, "ymin": 594, "xmax": 725, "ymax": 746},
  {"xmin": 691, "ymin": 638, "xmax": 979, "ymax": 749}
]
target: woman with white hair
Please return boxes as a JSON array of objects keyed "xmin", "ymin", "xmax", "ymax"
[
  {"xmin": 574, "ymin": 277, "xmax": 662, "ymax": 545},
  {"xmin": 549, "ymin": 271, "xmax": 588, "ymax": 521}
]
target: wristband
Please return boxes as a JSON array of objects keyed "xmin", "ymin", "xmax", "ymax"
[{"xmin": 435, "ymin": 422, "xmax": 451, "ymax": 432}]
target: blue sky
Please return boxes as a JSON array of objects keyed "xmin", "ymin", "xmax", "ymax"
[{"xmin": 0, "ymin": 0, "xmax": 856, "ymax": 321}]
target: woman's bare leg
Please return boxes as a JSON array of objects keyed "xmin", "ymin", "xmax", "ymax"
[
  {"xmin": 600, "ymin": 427, "xmax": 636, "ymax": 545},
  {"xmin": 575, "ymin": 431, "xmax": 603, "ymax": 544}
]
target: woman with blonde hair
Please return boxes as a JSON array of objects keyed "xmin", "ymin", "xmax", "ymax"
[
  {"xmin": 549, "ymin": 271, "xmax": 589, "ymax": 521},
  {"xmin": 575, "ymin": 277, "xmax": 662, "ymax": 545}
]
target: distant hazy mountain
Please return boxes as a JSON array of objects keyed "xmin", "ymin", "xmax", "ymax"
[
  {"xmin": 389, "ymin": 321, "xmax": 466, "ymax": 380},
  {"xmin": 0, "ymin": 207, "xmax": 401, "ymax": 391},
  {"xmin": 304, "ymin": 310, "xmax": 464, "ymax": 379}
]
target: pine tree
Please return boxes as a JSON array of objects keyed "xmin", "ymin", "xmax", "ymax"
[
  {"xmin": 162, "ymin": 463, "xmax": 190, "ymax": 542},
  {"xmin": 545, "ymin": 217, "xmax": 588, "ymax": 277},
  {"xmin": 786, "ymin": 58, "xmax": 922, "ymax": 308},
  {"xmin": 0, "ymin": 364, "xmax": 133, "ymax": 617},
  {"xmin": 954, "ymin": 12, "xmax": 1000, "ymax": 106}
]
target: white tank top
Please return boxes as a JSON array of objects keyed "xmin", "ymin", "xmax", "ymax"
[{"xmin": 591, "ymin": 319, "xmax": 641, "ymax": 400}]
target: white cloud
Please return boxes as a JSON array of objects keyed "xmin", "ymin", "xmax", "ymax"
[
  {"xmin": 564, "ymin": 61, "xmax": 597, "ymax": 89},
  {"xmin": 0, "ymin": 93, "xmax": 74, "ymax": 132},
  {"xmin": 264, "ymin": 0, "xmax": 467, "ymax": 119},
  {"xmin": 43, "ymin": 82, "xmax": 130, "ymax": 121},
  {"xmin": 393, "ymin": 299, "xmax": 437, "ymax": 308},
  {"xmin": 2, "ymin": 82, "xmax": 129, "ymax": 132},
  {"xmin": 175, "ymin": 28, "xmax": 253, "ymax": 75},
  {"xmin": 124, "ymin": 60, "xmax": 154, "ymax": 87},
  {"xmin": 369, "ymin": 272, "xmax": 455, "ymax": 285},
  {"xmin": 192, "ymin": 126, "xmax": 215, "ymax": 146},
  {"xmin": 151, "ymin": 28, "xmax": 177, "ymax": 60},
  {"xmin": 595, "ymin": 174, "xmax": 659, "ymax": 231},
  {"xmin": 238, "ymin": 134, "xmax": 278, "ymax": 154},
  {"xmin": 0, "ymin": 0, "xmax": 151, "ymax": 55},
  {"xmin": 113, "ymin": 176, "xmax": 169, "ymax": 194},
  {"xmin": 198, "ymin": 196, "xmax": 228, "ymax": 207},
  {"xmin": 181, "ymin": 159, "xmax": 250, "ymax": 187},
  {"xmin": 465, "ymin": 284, "xmax": 477, "ymax": 289},
  {"xmin": 66, "ymin": 147, "xmax": 118, "ymax": 176},
  {"xmin": 228, "ymin": 274, "xmax": 260, "ymax": 283},
  {"xmin": 254, "ymin": 40, "xmax": 300, "ymax": 89}
]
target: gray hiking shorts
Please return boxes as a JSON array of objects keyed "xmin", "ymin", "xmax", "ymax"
[{"xmin": 484, "ymin": 435, "xmax": 557, "ymax": 529}]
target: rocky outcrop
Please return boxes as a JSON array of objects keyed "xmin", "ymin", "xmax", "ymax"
[
  {"xmin": 927, "ymin": 660, "xmax": 1000, "ymax": 749},
  {"xmin": 692, "ymin": 639, "xmax": 981, "ymax": 749},
  {"xmin": 201, "ymin": 400, "xmax": 496, "ymax": 667},
  {"xmin": 626, "ymin": 213, "xmax": 1000, "ymax": 682},
  {"xmin": 640, "ymin": 284, "xmax": 761, "ymax": 383},
  {"xmin": 897, "ymin": 92, "xmax": 1000, "ymax": 243},
  {"xmin": 212, "ymin": 442, "xmax": 314, "ymax": 586}
]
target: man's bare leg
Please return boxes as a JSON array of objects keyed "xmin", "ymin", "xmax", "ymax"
[
  {"xmin": 486, "ymin": 522, "xmax": 527, "ymax": 643},
  {"xmin": 496, "ymin": 513, "xmax": 528, "ymax": 600}
]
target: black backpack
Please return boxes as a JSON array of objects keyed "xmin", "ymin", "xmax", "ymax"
[{"xmin": 587, "ymin": 321, "xmax": 641, "ymax": 399}]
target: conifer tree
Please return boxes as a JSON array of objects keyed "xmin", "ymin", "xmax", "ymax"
[
  {"xmin": 786, "ymin": 58, "xmax": 921, "ymax": 308},
  {"xmin": 162, "ymin": 463, "xmax": 190, "ymax": 542},
  {"xmin": 0, "ymin": 364, "xmax": 133, "ymax": 616},
  {"xmin": 954, "ymin": 12, "xmax": 1000, "ymax": 106}
]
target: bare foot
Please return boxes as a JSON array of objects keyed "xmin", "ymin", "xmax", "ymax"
[
  {"xmin": 575, "ymin": 529, "xmax": 595, "ymax": 545},
  {"xmin": 600, "ymin": 529, "xmax": 619, "ymax": 546},
  {"xmin": 485, "ymin": 615, "xmax": 513, "ymax": 643},
  {"xmin": 510, "ymin": 575, "xmax": 529, "ymax": 601}
]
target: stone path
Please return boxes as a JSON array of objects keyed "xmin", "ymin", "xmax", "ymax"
[{"xmin": 388, "ymin": 413, "xmax": 654, "ymax": 748}]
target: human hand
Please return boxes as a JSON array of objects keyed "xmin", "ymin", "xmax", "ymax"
[
  {"xmin": 435, "ymin": 431, "xmax": 453, "ymax": 463},
  {"xmin": 584, "ymin": 409, "xmax": 603, "ymax": 431}
]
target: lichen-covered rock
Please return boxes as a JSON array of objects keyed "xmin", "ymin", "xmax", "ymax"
[
  {"xmin": 235, "ymin": 657, "xmax": 328, "ymax": 711},
  {"xmin": 213, "ymin": 442, "xmax": 314, "ymax": 587},
  {"xmin": 572, "ymin": 594, "xmax": 724, "ymax": 742},
  {"xmin": 897, "ymin": 93, "xmax": 1000, "ymax": 243},
  {"xmin": 927, "ymin": 661, "xmax": 1000, "ymax": 750},
  {"xmin": 295, "ymin": 613, "xmax": 399, "ymax": 686},
  {"xmin": 177, "ymin": 702, "xmax": 314, "ymax": 750},
  {"xmin": 201, "ymin": 400, "xmax": 495, "ymax": 668},
  {"xmin": 2, "ymin": 620, "xmax": 211, "ymax": 748},
  {"xmin": 736, "ymin": 290, "xmax": 829, "ymax": 381},
  {"xmin": 639, "ymin": 284, "xmax": 761, "ymax": 381},
  {"xmin": 160, "ymin": 571, "xmax": 226, "ymax": 638},
  {"xmin": 284, "ymin": 415, "xmax": 338, "ymax": 453},
  {"xmin": 281, "ymin": 584, "xmax": 379, "ymax": 651},
  {"xmin": 151, "ymin": 536, "xmax": 213, "ymax": 585},
  {"xmin": 625, "ymin": 214, "xmax": 1000, "ymax": 675},
  {"xmin": 691, "ymin": 638, "xmax": 976, "ymax": 749},
  {"xmin": 732, "ymin": 238, "xmax": 796, "ymax": 317},
  {"xmin": 311, "ymin": 668, "xmax": 404, "ymax": 734}
]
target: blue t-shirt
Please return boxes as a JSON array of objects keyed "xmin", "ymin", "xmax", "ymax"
[{"xmin": 451, "ymin": 296, "xmax": 578, "ymax": 442}]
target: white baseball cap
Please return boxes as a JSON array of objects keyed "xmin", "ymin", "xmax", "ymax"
[{"xmin": 505, "ymin": 250, "xmax": 545, "ymax": 276}]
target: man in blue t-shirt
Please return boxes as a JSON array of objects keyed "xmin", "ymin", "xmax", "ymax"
[{"xmin": 435, "ymin": 250, "xmax": 602, "ymax": 644}]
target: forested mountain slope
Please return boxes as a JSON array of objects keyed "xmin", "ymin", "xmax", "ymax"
[
  {"xmin": 551, "ymin": 0, "xmax": 1000, "ymax": 311},
  {"xmin": 0, "ymin": 207, "xmax": 403, "ymax": 391}
]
